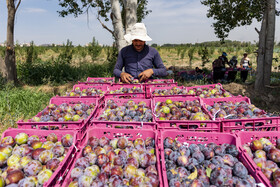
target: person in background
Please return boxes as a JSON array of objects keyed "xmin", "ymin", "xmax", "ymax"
[
  {"xmin": 113, "ymin": 23, "xmax": 167, "ymax": 83},
  {"xmin": 220, "ymin": 52, "xmax": 229, "ymax": 68},
  {"xmin": 195, "ymin": 67, "xmax": 204, "ymax": 80},
  {"xmin": 240, "ymin": 53, "xmax": 250, "ymax": 82},
  {"xmin": 212, "ymin": 56, "xmax": 223, "ymax": 82},
  {"xmin": 228, "ymin": 56, "xmax": 238, "ymax": 68},
  {"xmin": 227, "ymin": 56, "xmax": 238, "ymax": 82}
]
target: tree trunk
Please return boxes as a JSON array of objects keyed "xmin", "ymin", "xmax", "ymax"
[
  {"xmin": 254, "ymin": 0, "xmax": 275, "ymax": 91},
  {"xmin": 263, "ymin": 0, "xmax": 275, "ymax": 86},
  {"xmin": 123, "ymin": 0, "xmax": 137, "ymax": 31},
  {"xmin": 1, "ymin": 0, "xmax": 20, "ymax": 84},
  {"xmin": 255, "ymin": 11, "xmax": 267, "ymax": 91},
  {"xmin": 123, "ymin": 0, "xmax": 137, "ymax": 46},
  {"xmin": 111, "ymin": 0, "xmax": 126, "ymax": 52}
]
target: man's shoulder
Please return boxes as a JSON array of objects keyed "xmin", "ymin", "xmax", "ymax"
[{"xmin": 147, "ymin": 46, "xmax": 159, "ymax": 54}]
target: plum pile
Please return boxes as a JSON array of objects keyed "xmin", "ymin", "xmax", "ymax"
[
  {"xmin": 30, "ymin": 102, "xmax": 96, "ymax": 122},
  {"xmin": 64, "ymin": 87, "xmax": 106, "ymax": 97},
  {"xmin": 164, "ymin": 137, "xmax": 256, "ymax": 186},
  {"xmin": 88, "ymin": 79, "xmax": 113, "ymax": 83},
  {"xmin": 109, "ymin": 86, "xmax": 143, "ymax": 94},
  {"xmin": 187, "ymin": 85, "xmax": 231, "ymax": 98},
  {"xmin": 0, "ymin": 132, "xmax": 73, "ymax": 186},
  {"xmin": 152, "ymin": 86, "xmax": 188, "ymax": 96},
  {"xmin": 243, "ymin": 138, "xmax": 280, "ymax": 186},
  {"xmin": 146, "ymin": 79, "xmax": 172, "ymax": 84},
  {"xmin": 68, "ymin": 136, "xmax": 159, "ymax": 186},
  {"xmin": 98, "ymin": 100, "xmax": 153, "ymax": 122},
  {"xmin": 205, "ymin": 101, "xmax": 270, "ymax": 119},
  {"xmin": 155, "ymin": 99, "xmax": 210, "ymax": 121}
]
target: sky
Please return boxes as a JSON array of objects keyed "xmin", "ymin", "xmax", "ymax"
[{"xmin": 0, "ymin": 0, "xmax": 280, "ymax": 46}]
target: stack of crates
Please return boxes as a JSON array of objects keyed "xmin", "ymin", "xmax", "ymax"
[{"xmin": 0, "ymin": 77, "xmax": 277, "ymax": 186}]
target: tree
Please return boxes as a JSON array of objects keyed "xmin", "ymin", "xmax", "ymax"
[
  {"xmin": 0, "ymin": 0, "xmax": 21, "ymax": 84},
  {"xmin": 58, "ymin": 0, "xmax": 151, "ymax": 51},
  {"xmin": 201, "ymin": 0, "xmax": 279, "ymax": 91}
]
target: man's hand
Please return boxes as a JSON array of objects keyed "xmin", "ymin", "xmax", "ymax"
[
  {"xmin": 120, "ymin": 72, "xmax": 133, "ymax": 83},
  {"xmin": 138, "ymin": 69, "xmax": 153, "ymax": 82}
]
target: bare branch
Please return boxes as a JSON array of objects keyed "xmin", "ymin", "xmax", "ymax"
[
  {"xmin": 255, "ymin": 27, "xmax": 260, "ymax": 35},
  {"xmin": 15, "ymin": 0, "xmax": 21, "ymax": 12},
  {"xmin": 97, "ymin": 16, "xmax": 114, "ymax": 36}
]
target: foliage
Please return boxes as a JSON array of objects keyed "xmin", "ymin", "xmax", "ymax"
[
  {"xmin": 198, "ymin": 46, "xmax": 211, "ymax": 67},
  {"xmin": 201, "ymin": 0, "xmax": 279, "ymax": 41},
  {"xmin": 58, "ymin": 0, "xmax": 151, "ymax": 27},
  {"xmin": 0, "ymin": 46, "xmax": 5, "ymax": 58},
  {"xmin": 57, "ymin": 39, "xmax": 74, "ymax": 63},
  {"xmin": 87, "ymin": 37, "xmax": 102, "ymax": 62},
  {"xmin": 188, "ymin": 47, "xmax": 196, "ymax": 67}
]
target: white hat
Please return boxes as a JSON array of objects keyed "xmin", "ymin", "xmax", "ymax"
[{"xmin": 124, "ymin": 23, "xmax": 152, "ymax": 42}]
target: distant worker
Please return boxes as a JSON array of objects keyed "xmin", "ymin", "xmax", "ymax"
[
  {"xmin": 240, "ymin": 53, "xmax": 251, "ymax": 82},
  {"xmin": 195, "ymin": 67, "xmax": 204, "ymax": 80},
  {"xmin": 227, "ymin": 56, "xmax": 238, "ymax": 82},
  {"xmin": 228, "ymin": 56, "xmax": 238, "ymax": 68},
  {"xmin": 212, "ymin": 56, "xmax": 224, "ymax": 82},
  {"xmin": 113, "ymin": 23, "xmax": 167, "ymax": 83},
  {"xmin": 219, "ymin": 52, "xmax": 229, "ymax": 68}
]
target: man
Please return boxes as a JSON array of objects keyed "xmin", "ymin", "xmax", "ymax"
[{"xmin": 113, "ymin": 23, "xmax": 167, "ymax": 83}]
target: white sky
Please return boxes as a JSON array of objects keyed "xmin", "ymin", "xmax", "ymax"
[{"xmin": 0, "ymin": 0, "xmax": 279, "ymax": 46}]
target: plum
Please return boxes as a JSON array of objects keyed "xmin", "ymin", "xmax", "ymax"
[
  {"xmin": 75, "ymin": 157, "xmax": 90, "ymax": 169},
  {"xmin": 61, "ymin": 134, "xmax": 73, "ymax": 147},
  {"xmin": 163, "ymin": 137, "xmax": 174, "ymax": 149},
  {"xmin": 225, "ymin": 144, "xmax": 239, "ymax": 157},
  {"xmin": 37, "ymin": 169, "xmax": 52, "ymax": 185},
  {"xmin": 176, "ymin": 155, "xmax": 189, "ymax": 167},
  {"xmin": 233, "ymin": 162, "xmax": 248, "ymax": 179},
  {"xmin": 46, "ymin": 158, "xmax": 60, "ymax": 171},
  {"xmin": 84, "ymin": 165, "xmax": 100, "ymax": 179},
  {"xmin": 192, "ymin": 151, "xmax": 205, "ymax": 164},
  {"xmin": 70, "ymin": 167, "xmax": 84, "ymax": 179},
  {"xmin": 117, "ymin": 137, "xmax": 128, "ymax": 149},
  {"xmin": 5, "ymin": 169, "xmax": 24, "ymax": 185},
  {"xmin": 24, "ymin": 160, "xmax": 43, "ymax": 176},
  {"xmin": 78, "ymin": 175, "xmax": 93, "ymax": 187}
]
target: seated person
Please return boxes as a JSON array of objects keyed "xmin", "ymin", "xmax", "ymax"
[
  {"xmin": 195, "ymin": 67, "xmax": 204, "ymax": 80},
  {"xmin": 113, "ymin": 23, "xmax": 167, "ymax": 83},
  {"xmin": 228, "ymin": 56, "xmax": 238, "ymax": 68}
]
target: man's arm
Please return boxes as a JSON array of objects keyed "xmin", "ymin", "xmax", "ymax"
[
  {"xmin": 152, "ymin": 51, "xmax": 167, "ymax": 77},
  {"xmin": 113, "ymin": 51, "xmax": 124, "ymax": 77}
]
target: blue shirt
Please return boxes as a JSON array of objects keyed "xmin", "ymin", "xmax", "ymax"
[{"xmin": 113, "ymin": 44, "xmax": 167, "ymax": 78}]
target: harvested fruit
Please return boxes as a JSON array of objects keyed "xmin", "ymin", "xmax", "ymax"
[
  {"xmin": 187, "ymin": 84, "xmax": 231, "ymax": 98},
  {"xmin": 30, "ymin": 102, "xmax": 95, "ymax": 122},
  {"xmin": 109, "ymin": 86, "xmax": 143, "ymax": 94},
  {"xmin": 152, "ymin": 86, "xmax": 188, "ymax": 96},
  {"xmin": 155, "ymin": 99, "xmax": 210, "ymax": 121},
  {"xmin": 98, "ymin": 99, "xmax": 153, "ymax": 122},
  {"xmin": 0, "ymin": 132, "xmax": 73, "ymax": 186},
  {"xmin": 205, "ymin": 100, "xmax": 274, "ymax": 119},
  {"xmin": 68, "ymin": 136, "xmax": 159, "ymax": 186},
  {"xmin": 64, "ymin": 87, "xmax": 106, "ymax": 97},
  {"xmin": 243, "ymin": 137, "xmax": 280, "ymax": 185},
  {"xmin": 88, "ymin": 78, "xmax": 113, "ymax": 83},
  {"xmin": 164, "ymin": 137, "xmax": 256, "ymax": 186}
]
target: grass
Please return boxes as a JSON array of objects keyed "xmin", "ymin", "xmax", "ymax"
[{"xmin": 0, "ymin": 85, "xmax": 55, "ymax": 133}]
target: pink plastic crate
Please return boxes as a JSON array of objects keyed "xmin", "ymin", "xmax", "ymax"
[
  {"xmin": 78, "ymin": 77, "xmax": 115, "ymax": 86},
  {"xmin": 147, "ymin": 85, "xmax": 188, "ymax": 98},
  {"xmin": 1, "ymin": 128, "xmax": 78, "ymax": 187},
  {"xmin": 186, "ymin": 83, "xmax": 232, "ymax": 98},
  {"xmin": 91, "ymin": 121, "xmax": 157, "ymax": 130},
  {"xmin": 61, "ymin": 127, "xmax": 163, "ymax": 187},
  {"xmin": 152, "ymin": 96, "xmax": 221, "ymax": 132},
  {"xmin": 236, "ymin": 131, "xmax": 280, "ymax": 187},
  {"xmin": 106, "ymin": 84, "xmax": 145, "ymax": 99},
  {"xmin": 159, "ymin": 130, "xmax": 266, "ymax": 187},
  {"xmin": 17, "ymin": 97, "xmax": 99, "ymax": 139},
  {"xmin": 93, "ymin": 98, "xmax": 155, "ymax": 124},
  {"xmin": 201, "ymin": 96, "xmax": 280, "ymax": 132}
]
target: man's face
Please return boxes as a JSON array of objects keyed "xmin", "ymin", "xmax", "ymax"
[{"xmin": 132, "ymin": 39, "xmax": 145, "ymax": 52}]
